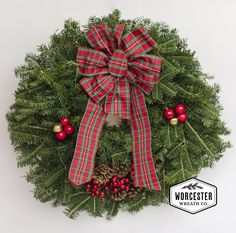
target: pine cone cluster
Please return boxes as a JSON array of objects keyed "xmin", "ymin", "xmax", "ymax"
[
  {"xmin": 92, "ymin": 164, "xmax": 114, "ymax": 184},
  {"xmin": 89, "ymin": 162, "xmax": 142, "ymax": 201},
  {"xmin": 111, "ymin": 186, "xmax": 141, "ymax": 201},
  {"xmin": 112, "ymin": 163, "xmax": 130, "ymax": 178}
]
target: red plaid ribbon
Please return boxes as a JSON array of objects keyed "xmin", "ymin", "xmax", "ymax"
[{"xmin": 69, "ymin": 24, "xmax": 162, "ymax": 190}]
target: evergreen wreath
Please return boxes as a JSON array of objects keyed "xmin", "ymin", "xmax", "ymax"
[{"xmin": 6, "ymin": 10, "xmax": 230, "ymax": 219}]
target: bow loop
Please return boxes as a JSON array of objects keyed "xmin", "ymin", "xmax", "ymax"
[
  {"xmin": 85, "ymin": 24, "xmax": 114, "ymax": 55},
  {"xmin": 121, "ymin": 27, "xmax": 157, "ymax": 56},
  {"xmin": 129, "ymin": 54, "xmax": 162, "ymax": 75},
  {"xmin": 76, "ymin": 47, "xmax": 108, "ymax": 76},
  {"xmin": 80, "ymin": 75, "xmax": 116, "ymax": 103},
  {"xmin": 113, "ymin": 24, "xmax": 125, "ymax": 48}
]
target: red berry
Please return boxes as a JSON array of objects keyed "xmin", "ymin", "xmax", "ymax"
[
  {"xmin": 93, "ymin": 180, "xmax": 98, "ymax": 185},
  {"xmin": 178, "ymin": 113, "xmax": 188, "ymax": 122},
  {"xmin": 120, "ymin": 184, "xmax": 126, "ymax": 189},
  {"xmin": 60, "ymin": 117, "xmax": 70, "ymax": 126},
  {"xmin": 95, "ymin": 190, "xmax": 100, "ymax": 195},
  {"xmin": 101, "ymin": 197, "xmax": 105, "ymax": 202},
  {"xmin": 164, "ymin": 108, "xmax": 175, "ymax": 120},
  {"xmin": 113, "ymin": 182, "xmax": 118, "ymax": 187},
  {"xmin": 175, "ymin": 104, "xmax": 186, "ymax": 114},
  {"xmin": 86, "ymin": 184, "xmax": 91, "ymax": 189},
  {"xmin": 130, "ymin": 170, "xmax": 135, "ymax": 175},
  {"xmin": 55, "ymin": 131, "xmax": 66, "ymax": 141},
  {"xmin": 64, "ymin": 124, "xmax": 74, "ymax": 135},
  {"xmin": 113, "ymin": 188, "xmax": 118, "ymax": 193},
  {"xmin": 91, "ymin": 193, "xmax": 96, "ymax": 197},
  {"xmin": 100, "ymin": 192, "xmax": 105, "ymax": 197},
  {"xmin": 125, "ymin": 178, "xmax": 129, "ymax": 183},
  {"xmin": 125, "ymin": 186, "xmax": 130, "ymax": 191},
  {"xmin": 112, "ymin": 176, "xmax": 117, "ymax": 182},
  {"xmin": 93, "ymin": 185, "xmax": 98, "ymax": 190},
  {"xmin": 120, "ymin": 180, "xmax": 125, "ymax": 185},
  {"xmin": 104, "ymin": 185, "xmax": 109, "ymax": 190}
]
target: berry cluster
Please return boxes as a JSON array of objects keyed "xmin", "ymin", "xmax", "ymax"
[
  {"xmin": 85, "ymin": 180, "xmax": 106, "ymax": 202},
  {"xmin": 164, "ymin": 104, "xmax": 188, "ymax": 125},
  {"xmin": 53, "ymin": 117, "xmax": 74, "ymax": 141},
  {"xmin": 84, "ymin": 165, "xmax": 136, "ymax": 202}
]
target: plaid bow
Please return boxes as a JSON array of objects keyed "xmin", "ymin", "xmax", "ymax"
[{"xmin": 69, "ymin": 24, "xmax": 162, "ymax": 190}]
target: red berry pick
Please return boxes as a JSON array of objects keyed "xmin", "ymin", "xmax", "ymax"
[
  {"xmin": 64, "ymin": 124, "xmax": 74, "ymax": 135},
  {"xmin": 113, "ymin": 188, "xmax": 118, "ymax": 193},
  {"xmin": 55, "ymin": 131, "xmax": 66, "ymax": 141},
  {"xmin": 175, "ymin": 104, "xmax": 186, "ymax": 114},
  {"xmin": 178, "ymin": 113, "xmax": 188, "ymax": 122},
  {"xmin": 60, "ymin": 117, "xmax": 70, "ymax": 126},
  {"xmin": 164, "ymin": 108, "xmax": 175, "ymax": 120}
]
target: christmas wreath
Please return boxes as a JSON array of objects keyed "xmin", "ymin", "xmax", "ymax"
[{"xmin": 6, "ymin": 10, "xmax": 230, "ymax": 219}]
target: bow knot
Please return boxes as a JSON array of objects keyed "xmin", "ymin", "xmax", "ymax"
[
  {"xmin": 69, "ymin": 24, "xmax": 162, "ymax": 190},
  {"xmin": 108, "ymin": 50, "xmax": 128, "ymax": 77},
  {"xmin": 77, "ymin": 24, "xmax": 162, "ymax": 119}
]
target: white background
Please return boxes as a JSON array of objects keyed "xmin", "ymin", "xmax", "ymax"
[{"xmin": 0, "ymin": 0, "xmax": 236, "ymax": 233}]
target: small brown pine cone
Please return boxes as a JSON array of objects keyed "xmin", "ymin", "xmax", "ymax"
[
  {"xmin": 111, "ymin": 189, "xmax": 127, "ymax": 201},
  {"xmin": 126, "ymin": 187, "xmax": 141, "ymax": 198},
  {"xmin": 92, "ymin": 164, "xmax": 114, "ymax": 184},
  {"xmin": 112, "ymin": 163, "xmax": 131, "ymax": 178}
]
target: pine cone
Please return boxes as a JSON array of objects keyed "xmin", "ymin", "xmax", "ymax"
[
  {"xmin": 113, "ymin": 163, "xmax": 131, "ymax": 178},
  {"xmin": 92, "ymin": 164, "xmax": 114, "ymax": 184},
  {"xmin": 126, "ymin": 187, "xmax": 141, "ymax": 198},
  {"xmin": 111, "ymin": 189, "xmax": 127, "ymax": 201}
]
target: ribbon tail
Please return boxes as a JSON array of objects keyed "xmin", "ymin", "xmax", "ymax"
[
  {"xmin": 130, "ymin": 86, "xmax": 161, "ymax": 190},
  {"xmin": 69, "ymin": 99, "xmax": 107, "ymax": 186}
]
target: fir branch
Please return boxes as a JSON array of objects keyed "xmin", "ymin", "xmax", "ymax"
[
  {"xmin": 181, "ymin": 127, "xmax": 193, "ymax": 171},
  {"xmin": 165, "ymin": 141, "xmax": 184, "ymax": 158},
  {"xmin": 166, "ymin": 170, "xmax": 182, "ymax": 183},
  {"xmin": 186, "ymin": 121, "xmax": 215, "ymax": 157},
  {"xmin": 11, "ymin": 131, "xmax": 47, "ymax": 145},
  {"xmin": 93, "ymin": 197, "xmax": 96, "ymax": 214},
  {"xmin": 66, "ymin": 196, "xmax": 91, "ymax": 219},
  {"xmin": 167, "ymin": 124, "xmax": 171, "ymax": 147},
  {"xmin": 107, "ymin": 201, "xmax": 117, "ymax": 219},
  {"xmin": 17, "ymin": 141, "xmax": 45, "ymax": 167},
  {"xmin": 44, "ymin": 168, "xmax": 64, "ymax": 187},
  {"xmin": 161, "ymin": 57, "xmax": 181, "ymax": 72},
  {"xmin": 158, "ymin": 70, "xmax": 177, "ymax": 82},
  {"xmin": 162, "ymin": 168, "xmax": 166, "ymax": 197},
  {"xmin": 158, "ymin": 38, "xmax": 180, "ymax": 49},
  {"xmin": 111, "ymin": 150, "xmax": 129, "ymax": 158},
  {"xmin": 179, "ymin": 150, "xmax": 186, "ymax": 180},
  {"xmin": 158, "ymin": 82, "xmax": 177, "ymax": 97},
  {"xmin": 63, "ymin": 181, "xmax": 68, "ymax": 204}
]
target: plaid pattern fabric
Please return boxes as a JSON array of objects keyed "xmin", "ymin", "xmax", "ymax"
[
  {"xmin": 69, "ymin": 99, "xmax": 106, "ymax": 184},
  {"xmin": 69, "ymin": 24, "xmax": 162, "ymax": 190},
  {"xmin": 108, "ymin": 50, "xmax": 128, "ymax": 77},
  {"xmin": 130, "ymin": 86, "xmax": 160, "ymax": 189}
]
